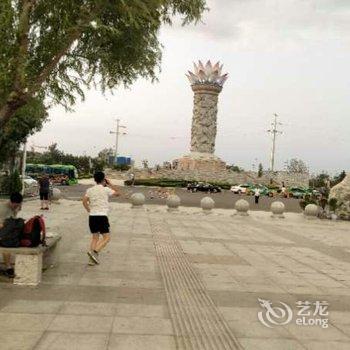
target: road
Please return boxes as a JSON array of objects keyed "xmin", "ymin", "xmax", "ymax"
[{"xmin": 60, "ymin": 184, "xmax": 303, "ymax": 213}]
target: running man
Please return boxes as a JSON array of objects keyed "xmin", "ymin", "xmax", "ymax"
[{"xmin": 82, "ymin": 171, "xmax": 121, "ymax": 265}]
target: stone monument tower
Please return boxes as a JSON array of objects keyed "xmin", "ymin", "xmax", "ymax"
[{"xmin": 178, "ymin": 60, "xmax": 228, "ymax": 171}]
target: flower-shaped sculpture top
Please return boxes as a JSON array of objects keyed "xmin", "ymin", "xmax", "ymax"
[{"xmin": 186, "ymin": 60, "xmax": 228, "ymax": 87}]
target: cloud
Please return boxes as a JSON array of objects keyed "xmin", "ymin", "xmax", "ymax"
[
  {"xmin": 30, "ymin": 0, "xmax": 350, "ymax": 173},
  {"xmin": 174, "ymin": 0, "xmax": 350, "ymax": 50}
]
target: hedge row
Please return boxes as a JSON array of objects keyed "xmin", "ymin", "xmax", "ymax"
[{"xmin": 124, "ymin": 178, "xmax": 232, "ymax": 190}]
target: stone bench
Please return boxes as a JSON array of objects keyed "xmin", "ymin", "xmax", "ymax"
[{"xmin": 0, "ymin": 235, "xmax": 61, "ymax": 286}]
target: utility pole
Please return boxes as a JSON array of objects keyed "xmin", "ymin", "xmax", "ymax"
[
  {"xmin": 267, "ymin": 113, "xmax": 283, "ymax": 172},
  {"xmin": 109, "ymin": 119, "xmax": 126, "ymax": 163}
]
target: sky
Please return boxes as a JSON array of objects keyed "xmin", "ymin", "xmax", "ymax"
[{"xmin": 29, "ymin": 0, "xmax": 350, "ymax": 174}]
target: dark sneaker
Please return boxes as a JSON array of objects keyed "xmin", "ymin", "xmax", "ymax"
[
  {"xmin": 87, "ymin": 251, "xmax": 99, "ymax": 265},
  {"xmin": 4, "ymin": 268, "xmax": 15, "ymax": 278}
]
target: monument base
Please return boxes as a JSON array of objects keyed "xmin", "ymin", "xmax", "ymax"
[{"xmin": 177, "ymin": 152, "xmax": 226, "ymax": 172}]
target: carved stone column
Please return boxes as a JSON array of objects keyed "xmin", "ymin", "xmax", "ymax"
[
  {"xmin": 178, "ymin": 61, "xmax": 228, "ymax": 172},
  {"xmin": 191, "ymin": 84, "xmax": 222, "ymax": 154}
]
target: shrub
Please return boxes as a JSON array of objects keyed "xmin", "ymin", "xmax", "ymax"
[
  {"xmin": 299, "ymin": 194, "xmax": 317, "ymax": 210},
  {"xmin": 124, "ymin": 178, "xmax": 232, "ymax": 189},
  {"xmin": 78, "ymin": 173, "xmax": 93, "ymax": 179},
  {"xmin": 113, "ymin": 164, "xmax": 131, "ymax": 171},
  {"xmin": 0, "ymin": 169, "xmax": 22, "ymax": 195},
  {"xmin": 328, "ymin": 198, "xmax": 338, "ymax": 212}
]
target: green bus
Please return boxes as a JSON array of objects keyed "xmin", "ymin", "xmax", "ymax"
[{"xmin": 26, "ymin": 164, "xmax": 78, "ymax": 185}]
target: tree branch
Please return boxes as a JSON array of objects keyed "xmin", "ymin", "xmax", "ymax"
[
  {"xmin": 0, "ymin": 0, "xmax": 36, "ymax": 128},
  {"xmin": 27, "ymin": 1, "xmax": 101, "ymax": 97},
  {"xmin": 27, "ymin": 28, "xmax": 82, "ymax": 97},
  {"xmin": 13, "ymin": 0, "xmax": 36, "ymax": 92},
  {"xmin": 0, "ymin": 2, "xmax": 100, "ymax": 128}
]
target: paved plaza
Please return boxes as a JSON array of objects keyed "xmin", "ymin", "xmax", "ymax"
[{"xmin": 1, "ymin": 200, "xmax": 350, "ymax": 349}]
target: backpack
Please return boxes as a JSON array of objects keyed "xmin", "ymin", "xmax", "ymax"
[
  {"xmin": 0, "ymin": 218, "xmax": 25, "ymax": 248},
  {"xmin": 20, "ymin": 216, "xmax": 46, "ymax": 247}
]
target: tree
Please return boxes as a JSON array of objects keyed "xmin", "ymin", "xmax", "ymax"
[
  {"xmin": 286, "ymin": 158, "xmax": 308, "ymax": 173},
  {"xmin": 332, "ymin": 170, "xmax": 346, "ymax": 187},
  {"xmin": 309, "ymin": 172, "xmax": 329, "ymax": 188},
  {"xmin": 258, "ymin": 163, "xmax": 263, "ymax": 177},
  {"xmin": 0, "ymin": 0, "xmax": 206, "ymax": 134},
  {"xmin": 27, "ymin": 143, "xmax": 97, "ymax": 174},
  {"xmin": 98, "ymin": 148, "xmax": 114, "ymax": 163},
  {"xmin": 227, "ymin": 164, "xmax": 244, "ymax": 173},
  {"xmin": 0, "ymin": 97, "xmax": 47, "ymax": 166},
  {"xmin": 1, "ymin": 169, "xmax": 22, "ymax": 194}
]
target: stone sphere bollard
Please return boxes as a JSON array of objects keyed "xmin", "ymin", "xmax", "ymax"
[
  {"xmin": 271, "ymin": 201, "xmax": 285, "ymax": 218},
  {"xmin": 235, "ymin": 199, "xmax": 249, "ymax": 216},
  {"xmin": 304, "ymin": 204, "xmax": 319, "ymax": 219},
  {"xmin": 130, "ymin": 193, "xmax": 145, "ymax": 208},
  {"xmin": 166, "ymin": 195, "xmax": 181, "ymax": 212},
  {"xmin": 201, "ymin": 197, "xmax": 215, "ymax": 214},
  {"xmin": 51, "ymin": 188, "xmax": 61, "ymax": 202}
]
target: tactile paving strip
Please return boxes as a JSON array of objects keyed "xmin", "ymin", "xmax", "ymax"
[{"xmin": 151, "ymin": 219, "xmax": 243, "ymax": 350}]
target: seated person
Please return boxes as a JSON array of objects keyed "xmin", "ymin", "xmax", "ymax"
[{"xmin": 0, "ymin": 192, "xmax": 23, "ymax": 277}]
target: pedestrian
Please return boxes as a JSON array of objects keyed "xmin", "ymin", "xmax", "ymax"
[
  {"xmin": 38, "ymin": 174, "xmax": 50, "ymax": 210},
  {"xmin": 254, "ymin": 188, "xmax": 260, "ymax": 204},
  {"xmin": 281, "ymin": 185, "xmax": 287, "ymax": 198},
  {"xmin": 82, "ymin": 171, "xmax": 121, "ymax": 265},
  {"xmin": 129, "ymin": 172, "xmax": 135, "ymax": 186},
  {"xmin": 48, "ymin": 176, "xmax": 54, "ymax": 204},
  {"xmin": 0, "ymin": 192, "xmax": 23, "ymax": 277}
]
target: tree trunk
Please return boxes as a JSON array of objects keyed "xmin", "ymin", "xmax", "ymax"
[{"xmin": 0, "ymin": 98, "xmax": 26, "ymax": 129}]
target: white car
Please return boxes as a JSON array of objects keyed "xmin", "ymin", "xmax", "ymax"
[
  {"xmin": 21, "ymin": 175, "xmax": 38, "ymax": 186},
  {"xmin": 230, "ymin": 184, "xmax": 251, "ymax": 194},
  {"xmin": 20, "ymin": 176, "xmax": 39, "ymax": 196}
]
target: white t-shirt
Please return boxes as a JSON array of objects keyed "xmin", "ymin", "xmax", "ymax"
[
  {"xmin": 85, "ymin": 185, "xmax": 115, "ymax": 216},
  {"xmin": 254, "ymin": 189, "xmax": 260, "ymax": 196}
]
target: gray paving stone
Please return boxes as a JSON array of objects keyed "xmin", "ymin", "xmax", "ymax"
[
  {"xmin": 0, "ymin": 300, "xmax": 63, "ymax": 314},
  {"xmin": 35, "ymin": 332, "xmax": 109, "ymax": 350},
  {"xmin": 2, "ymin": 200, "xmax": 350, "ymax": 349},
  {"xmin": 108, "ymin": 334, "xmax": 176, "ymax": 350},
  {"xmin": 0, "ymin": 313, "xmax": 54, "ymax": 332},
  {"xmin": 59, "ymin": 302, "xmax": 117, "ymax": 316},
  {"xmin": 285, "ymin": 323, "xmax": 350, "ymax": 341},
  {"xmin": 0, "ymin": 331, "xmax": 43, "ymax": 350},
  {"xmin": 330, "ymin": 311, "xmax": 350, "ymax": 325},
  {"xmin": 112, "ymin": 316, "xmax": 174, "ymax": 335},
  {"xmin": 304, "ymin": 341, "xmax": 350, "ymax": 350},
  {"xmin": 228, "ymin": 319, "xmax": 293, "ymax": 339},
  {"xmin": 48, "ymin": 315, "xmax": 113, "ymax": 333},
  {"xmin": 115, "ymin": 304, "xmax": 169, "ymax": 318},
  {"xmin": 238, "ymin": 338, "xmax": 305, "ymax": 350}
]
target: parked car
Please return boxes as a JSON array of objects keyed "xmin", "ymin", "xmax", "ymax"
[
  {"xmin": 20, "ymin": 175, "xmax": 39, "ymax": 196},
  {"xmin": 247, "ymin": 184, "xmax": 269, "ymax": 196},
  {"xmin": 187, "ymin": 182, "xmax": 222, "ymax": 193},
  {"xmin": 21, "ymin": 175, "xmax": 38, "ymax": 186},
  {"xmin": 287, "ymin": 187, "xmax": 307, "ymax": 199},
  {"xmin": 267, "ymin": 186, "xmax": 281, "ymax": 197},
  {"xmin": 230, "ymin": 184, "xmax": 252, "ymax": 194}
]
